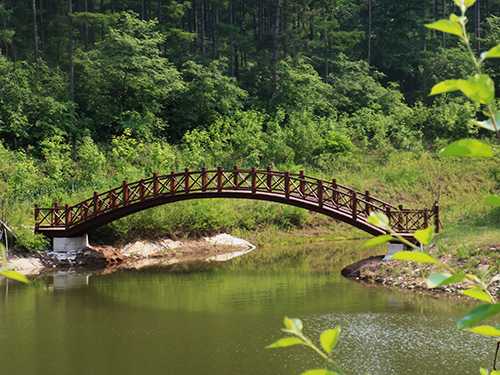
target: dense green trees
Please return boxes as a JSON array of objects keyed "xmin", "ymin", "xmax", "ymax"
[
  {"xmin": 1, "ymin": 1, "xmax": 499, "ymax": 249},
  {"xmin": 1, "ymin": 0, "xmax": 499, "ymax": 152}
]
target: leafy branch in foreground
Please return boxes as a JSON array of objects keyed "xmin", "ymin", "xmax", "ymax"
[
  {"xmin": 363, "ymin": 0, "xmax": 500, "ymax": 371},
  {"xmin": 0, "ymin": 243, "xmax": 28, "ymax": 283},
  {"xmin": 266, "ymin": 317, "xmax": 345, "ymax": 375}
]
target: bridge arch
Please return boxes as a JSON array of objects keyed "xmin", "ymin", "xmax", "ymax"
[{"xmin": 35, "ymin": 167, "xmax": 439, "ymax": 239}]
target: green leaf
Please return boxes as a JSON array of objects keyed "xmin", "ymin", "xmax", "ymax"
[
  {"xmin": 484, "ymin": 195, "xmax": 500, "ymax": 206},
  {"xmin": 464, "ymin": 0, "xmax": 477, "ymax": 7},
  {"xmin": 283, "ymin": 317, "xmax": 303, "ymax": 334},
  {"xmin": 473, "ymin": 112, "xmax": 500, "ymax": 132},
  {"xmin": 362, "ymin": 235, "xmax": 393, "ymax": 248},
  {"xmin": 467, "ymin": 325, "xmax": 500, "ymax": 336},
  {"xmin": 367, "ymin": 212, "xmax": 389, "ymax": 229},
  {"xmin": 483, "ymin": 45, "xmax": 500, "ymax": 59},
  {"xmin": 429, "ymin": 79, "xmax": 460, "ymax": 96},
  {"xmin": 439, "ymin": 139, "xmax": 494, "ymax": 158},
  {"xmin": 460, "ymin": 289, "xmax": 493, "ymax": 303},
  {"xmin": 0, "ymin": 270, "xmax": 29, "ymax": 283},
  {"xmin": 457, "ymin": 303, "xmax": 500, "ymax": 330},
  {"xmin": 301, "ymin": 370, "xmax": 339, "ymax": 375},
  {"xmin": 284, "ymin": 316, "xmax": 294, "ymax": 330},
  {"xmin": 392, "ymin": 251, "xmax": 438, "ymax": 264},
  {"xmin": 320, "ymin": 326, "xmax": 341, "ymax": 353},
  {"xmin": 427, "ymin": 272, "xmax": 466, "ymax": 288},
  {"xmin": 414, "ymin": 226, "xmax": 435, "ymax": 246},
  {"xmin": 392, "ymin": 251, "xmax": 438, "ymax": 263},
  {"xmin": 266, "ymin": 337, "xmax": 303, "ymax": 348},
  {"xmin": 456, "ymin": 74, "xmax": 495, "ymax": 104},
  {"xmin": 425, "ymin": 20, "xmax": 462, "ymax": 37}
]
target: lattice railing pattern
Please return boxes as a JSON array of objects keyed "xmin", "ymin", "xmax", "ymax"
[{"xmin": 35, "ymin": 167, "xmax": 440, "ymax": 235}]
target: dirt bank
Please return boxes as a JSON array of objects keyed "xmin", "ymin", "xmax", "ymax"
[
  {"xmin": 343, "ymin": 244, "xmax": 500, "ymax": 296},
  {"xmin": 5, "ymin": 234, "xmax": 256, "ymax": 276}
]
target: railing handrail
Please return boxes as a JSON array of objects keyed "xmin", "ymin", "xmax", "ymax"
[{"xmin": 35, "ymin": 167, "xmax": 440, "ymax": 237}]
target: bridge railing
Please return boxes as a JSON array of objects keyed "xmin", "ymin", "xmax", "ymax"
[{"xmin": 35, "ymin": 167, "xmax": 440, "ymax": 235}]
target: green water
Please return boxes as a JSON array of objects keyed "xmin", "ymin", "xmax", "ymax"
[{"xmin": 0, "ymin": 241, "xmax": 496, "ymax": 375}]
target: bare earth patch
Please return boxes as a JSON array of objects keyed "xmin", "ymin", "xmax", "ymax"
[{"xmin": 4, "ymin": 234, "xmax": 255, "ymax": 276}]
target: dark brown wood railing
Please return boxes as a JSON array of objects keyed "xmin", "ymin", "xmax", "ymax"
[{"xmin": 35, "ymin": 167, "xmax": 440, "ymax": 238}]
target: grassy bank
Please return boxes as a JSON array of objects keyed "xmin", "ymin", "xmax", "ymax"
[{"xmin": 2, "ymin": 138, "xmax": 498, "ymax": 251}]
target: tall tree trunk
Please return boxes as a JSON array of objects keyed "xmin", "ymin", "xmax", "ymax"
[
  {"xmin": 367, "ymin": 0, "xmax": 371, "ymax": 65},
  {"xmin": 141, "ymin": 0, "xmax": 145, "ymax": 20},
  {"xmin": 475, "ymin": 0, "xmax": 480, "ymax": 52},
  {"xmin": 229, "ymin": 0, "xmax": 234, "ymax": 76},
  {"xmin": 84, "ymin": 0, "xmax": 89, "ymax": 51},
  {"xmin": 69, "ymin": 0, "xmax": 74, "ymax": 101},
  {"xmin": 32, "ymin": 0, "xmax": 39, "ymax": 62},
  {"xmin": 215, "ymin": 4, "xmax": 219, "ymax": 59},
  {"xmin": 324, "ymin": 0, "xmax": 328, "ymax": 83},
  {"xmin": 40, "ymin": 0, "xmax": 45, "ymax": 55},
  {"xmin": 272, "ymin": 0, "xmax": 281, "ymax": 95},
  {"xmin": 2, "ymin": 0, "xmax": 8, "ymax": 57},
  {"xmin": 442, "ymin": 0, "xmax": 446, "ymax": 48},
  {"xmin": 201, "ymin": 1, "xmax": 205, "ymax": 56}
]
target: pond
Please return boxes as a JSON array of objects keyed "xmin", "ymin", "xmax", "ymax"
[{"xmin": 0, "ymin": 240, "xmax": 496, "ymax": 375}]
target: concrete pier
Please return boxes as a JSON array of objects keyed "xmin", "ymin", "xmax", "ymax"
[
  {"xmin": 53, "ymin": 235, "xmax": 89, "ymax": 252},
  {"xmin": 383, "ymin": 242, "xmax": 406, "ymax": 261}
]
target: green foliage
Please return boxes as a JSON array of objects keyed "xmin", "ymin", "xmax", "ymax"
[
  {"xmin": 166, "ymin": 60, "xmax": 247, "ymax": 141},
  {"xmin": 0, "ymin": 244, "xmax": 28, "ymax": 283},
  {"xmin": 267, "ymin": 317, "xmax": 344, "ymax": 375},
  {"xmin": 75, "ymin": 12, "xmax": 183, "ymax": 141}
]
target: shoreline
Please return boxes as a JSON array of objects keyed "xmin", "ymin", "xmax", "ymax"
[
  {"xmin": 342, "ymin": 243, "xmax": 500, "ymax": 297},
  {"xmin": 3, "ymin": 233, "xmax": 256, "ymax": 276}
]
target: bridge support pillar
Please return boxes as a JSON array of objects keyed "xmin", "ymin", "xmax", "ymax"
[
  {"xmin": 53, "ymin": 235, "xmax": 89, "ymax": 252},
  {"xmin": 383, "ymin": 242, "xmax": 406, "ymax": 261}
]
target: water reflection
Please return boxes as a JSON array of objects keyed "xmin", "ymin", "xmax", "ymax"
[
  {"xmin": 0, "ymin": 240, "xmax": 497, "ymax": 375},
  {"xmin": 52, "ymin": 272, "xmax": 91, "ymax": 290}
]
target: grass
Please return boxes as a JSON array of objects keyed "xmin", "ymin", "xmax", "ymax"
[{"xmin": 4, "ymin": 147, "xmax": 499, "ymax": 252}]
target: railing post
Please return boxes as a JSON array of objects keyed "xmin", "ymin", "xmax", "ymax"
[
  {"xmin": 267, "ymin": 166, "xmax": 272, "ymax": 191},
  {"xmin": 111, "ymin": 190, "xmax": 116, "ymax": 208},
  {"xmin": 318, "ymin": 180, "xmax": 324, "ymax": 208},
  {"xmin": 123, "ymin": 180, "xmax": 129, "ymax": 205},
  {"xmin": 285, "ymin": 171, "xmax": 290, "ymax": 199},
  {"xmin": 83, "ymin": 203, "xmax": 89, "ymax": 220},
  {"xmin": 93, "ymin": 192, "xmax": 99, "ymax": 217},
  {"xmin": 398, "ymin": 205, "xmax": 404, "ymax": 231},
  {"xmin": 365, "ymin": 190, "xmax": 371, "ymax": 215},
  {"xmin": 170, "ymin": 171, "xmax": 176, "ymax": 196},
  {"xmin": 252, "ymin": 167, "xmax": 257, "ymax": 194},
  {"xmin": 352, "ymin": 190, "xmax": 357, "ymax": 220},
  {"xmin": 332, "ymin": 179, "xmax": 338, "ymax": 207},
  {"xmin": 218, "ymin": 166, "xmax": 223, "ymax": 193},
  {"xmin": 54, "ymin": 202, "xmax": 59, "ymax": 225},
  {"xmin": 300, "ymin": 171, "xmax": 305, "ymax": 197},
  {"xmin": 434, "ymin": 202, "xmax": 440, "ymax": 233},
  {"xmin": 185, "ymin": 168, "xmax": 190, "ymax": 194},
  {"xmin": 35, "ymin": 204, "xmax": 40, "ymax": 229},
  {"xmin": 140, "ymin": 179, "xmax": 145, "ymax": 200},
  {"xmin": 233, "ymin": 165, "xmax": 239, "ymax": 189},
  {"xmin": 65, "ymin": 204, "xmax": 70, "ymax": 230},
  {"xmin": 153, "ymin": 173, "xmax": 159, "ymax": 198},
  {"xmin": 202, "ymin": 167, "xmax": 207, "ymax": 192}
]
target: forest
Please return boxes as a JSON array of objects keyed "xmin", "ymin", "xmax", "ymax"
[{"xmin": 1, "ymin": 0, "xmax": 500, "ymax": 250}]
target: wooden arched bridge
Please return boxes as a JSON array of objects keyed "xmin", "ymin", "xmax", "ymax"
[{"xmin": 35, "ymin": 167, "xmax": 440, "ymax": 239}]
